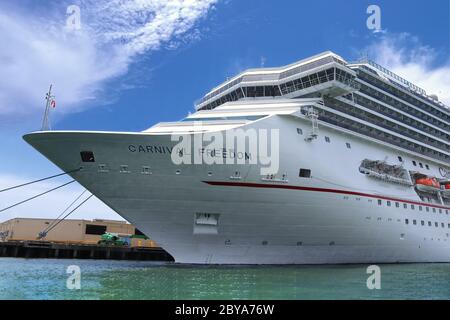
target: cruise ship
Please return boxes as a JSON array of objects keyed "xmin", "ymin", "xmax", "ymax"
[{"xmin": 24, "ymin": 51, "xmax": 450, "ymax": 264}]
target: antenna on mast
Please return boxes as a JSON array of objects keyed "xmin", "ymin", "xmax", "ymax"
[{"xmin": 41, "ymin": 85, "xmax": 55, "ymax": 131}]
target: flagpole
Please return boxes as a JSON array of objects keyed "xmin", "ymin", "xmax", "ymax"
[{"xmin": 41, "ymin": 84, "xmax": 53, "ymax": 131}]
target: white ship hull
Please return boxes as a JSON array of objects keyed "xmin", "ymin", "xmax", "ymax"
[{"xmin": 24, "ymin": 114, "xmax": 450, "ymax": 264}]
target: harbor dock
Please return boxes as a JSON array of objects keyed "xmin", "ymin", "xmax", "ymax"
[{"xmin": 0, "ymin": 240, "xmax": 174, "ymax": 261}]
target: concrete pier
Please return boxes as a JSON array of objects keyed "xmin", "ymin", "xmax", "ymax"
[{"xmin": 0, "ymin": 241, "xmax": 174, "ymax": 261}]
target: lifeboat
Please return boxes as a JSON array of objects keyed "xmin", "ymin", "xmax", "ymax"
[
  {"xmin": 441, "ymin": 183, "xmax": 450, "ymax": 198},
  {"xmin": 415, "ymin": 177, "xmax": 441, "ymax": 193}
]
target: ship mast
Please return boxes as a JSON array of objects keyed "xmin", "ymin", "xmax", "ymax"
[{"xmin": 41, "ymin": 84, "xmax": 54, "ymax": 131}]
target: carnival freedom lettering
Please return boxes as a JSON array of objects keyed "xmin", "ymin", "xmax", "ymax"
[
  {"xmin": 171, "ymin": 124, "xmax": 280, "ymax": 175},
  {"xmin": 127, "ymin": 126, "xmax": 279, "ymax": 175}
]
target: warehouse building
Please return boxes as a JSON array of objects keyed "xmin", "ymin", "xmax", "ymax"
[{"xmin": 0, "ymin": 218, "xmax": 156, "ymax": 247}]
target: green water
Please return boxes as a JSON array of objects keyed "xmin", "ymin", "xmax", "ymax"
[{"xmin": 0, "ymin": 258, "xmax": 449, "ymax": 299}]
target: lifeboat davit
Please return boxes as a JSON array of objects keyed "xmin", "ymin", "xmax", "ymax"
[{"xmin": 415, "ymin": 177, "xmax": 441, "ymax": 193}]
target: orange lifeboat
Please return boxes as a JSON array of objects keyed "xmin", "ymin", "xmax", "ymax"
[
  {"xmin": 415, "ymin": 177, "xmax": 440, "ymax": 193},
  {"xmin": 441, "ymin": 183, "xmax": 450, "ymax": 198}
]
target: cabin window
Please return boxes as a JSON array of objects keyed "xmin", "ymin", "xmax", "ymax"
[
  {"xmin": 426, "ymin": 207, "xmax": 430, "ymax": 212},
  {"xmin": 421, "ymin": 221, "xmax": 425, "ymax": 226},
  {"xmin": 299, "ymin": 169, "xmax": 311, "ymax": 178},
  {"xmin": 297, "ymin": 128, "xmax": 303, "ymax": 135},
  {"xmin": 425, "ymin": 164, "xmax": 430, "ymax": 170},
  {"xmin": 85, "ymin": 224, "xmax": 106, "ymax": 235},
  {"xmin": 346, "ymin": 143, "xmax": 351, "ymax": 149},
  {"xmin": 80, "ymin": 151, "xmax": 95, "ymax": 163},
  {"xmin": 395, "ymin": 202, "xmax": 400, "ymax": 208},
  {"xmin": 419, "ymin": 163, "xmax": 423, "ymax": 168},
  {"xmin": 325, "ymin": 136, "xmax": 331, "ymax": 143},
  {"xmin": 398, "ymin": 156, "xmax": 403, "ymax": 162},
  {"xmin": 413, "ymin": 220, "xmax": 417, "ymax": 225},
  {"xmin": 439, "ymin": 209, "xmax": 442, "ymax": 214},
  {"xmin": 412, "ymin": 161, "xmax": 417, "ymax": 166},
  {"xmin": 387, "ymin": 201, "xmax": 391, "ymax": 207},
  {"xmin": 428, "ymin": 221, "xmax": 432, "ymax": 226},
  {"xmin": 378, "ymin": 200, "xmax": 382, "ymax": 206},
  {"xmin": 419, "ymin": 206, "xmax": 422, "ymax": 211},
  {"xmin": 435, "ymin": 222, "xmax": 439, "ymax": 227},
  {"xmin": 442, "ymin": 223, "xmax": 445, "ymax": 228},
  {"xmin": 405, "ymin": 219, "xmax": 409, "ymax": 225},
  {"xmin": 411, "ymin": 205, "xmax": 415, "ymax": 210},
  {"xmin": 403, "ymin": 203, "xmax": 407, "ymax": 209},
  {"xmin": 433, "ymin": 208, "xmax": 436, "ymax": 213}
]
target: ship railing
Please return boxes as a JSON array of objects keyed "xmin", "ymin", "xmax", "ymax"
[{"xmin": 281, "ymin": 74, "xmax": 359, "ymax": 95}]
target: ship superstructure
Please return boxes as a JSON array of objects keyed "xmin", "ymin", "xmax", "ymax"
[{"xmin": 24, "ymin": 51, "xmax": 450, "ymax": 264}]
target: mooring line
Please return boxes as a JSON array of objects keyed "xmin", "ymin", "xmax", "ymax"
[
  {"xmin": 0, "ymin": 168, "xmax": 81, "ymax": 193},
  {"xmin": 0, "ymin": 180, "xmax": 76, "ymax": 213},
  {"xmin": 40, "ymin": 194, "xmax": 93, "ymax": 238},
  {"xmin": 40, "ymin": 189, "xmax": 88, "ymax": 236}
]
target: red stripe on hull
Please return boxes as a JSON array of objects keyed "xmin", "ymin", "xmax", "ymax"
[{"xmin": 203, "ymin": 181, "xmax": 450, "ymax": 210}]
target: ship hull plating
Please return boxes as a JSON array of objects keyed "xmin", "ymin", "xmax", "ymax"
[{"xmin": 23, "ymin": 116, "xmax": 450, "ymax": 264}]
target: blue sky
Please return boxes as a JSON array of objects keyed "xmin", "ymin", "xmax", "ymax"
[{"xmin": 0, "ymin": 0, "xmax": 449, "ymax": 222}]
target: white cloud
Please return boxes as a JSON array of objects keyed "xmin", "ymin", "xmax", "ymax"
[
  {"xmin": 0, "ymin": 0, "xmax": 217, "ymax": 117},
  {"xmin": 0, "ymin": 173, "xmax": 122, "ymax": 224},
  {"xmin": 364, "ymin": 33, "xmax": 450, "ymax": 106}
]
